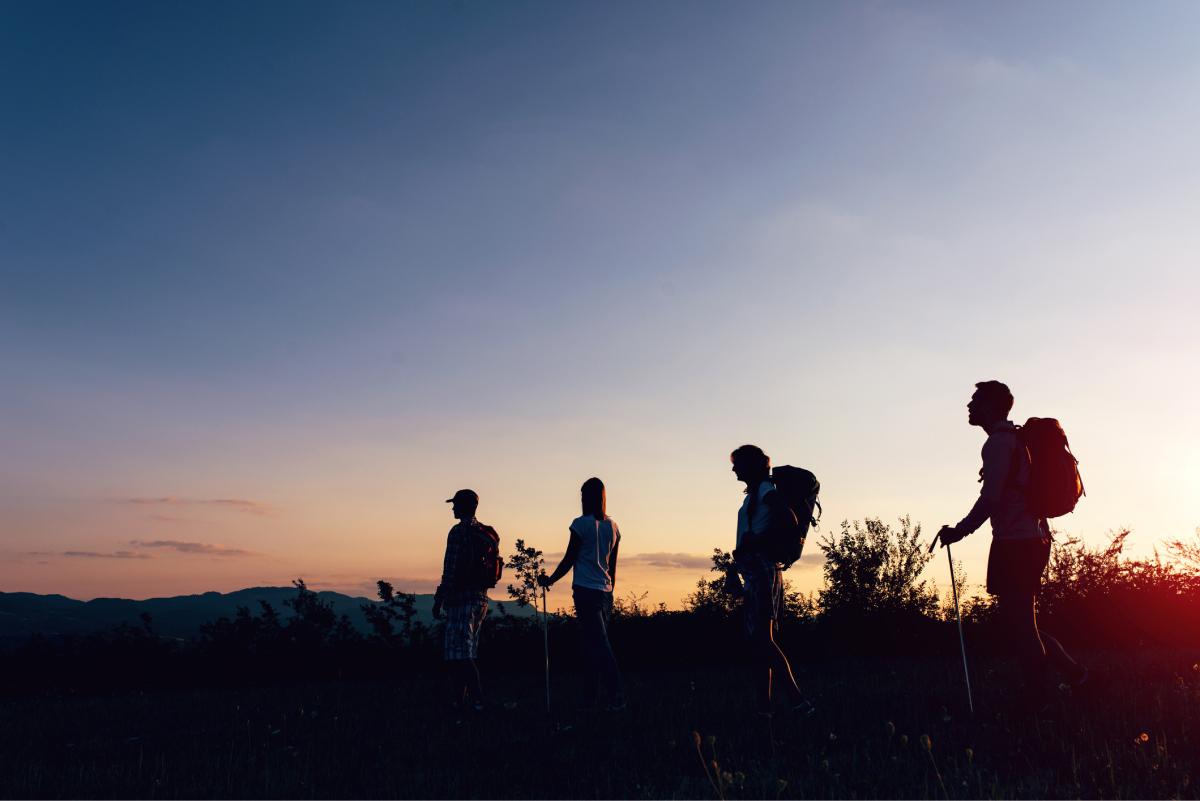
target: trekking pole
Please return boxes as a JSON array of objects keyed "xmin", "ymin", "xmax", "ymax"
[
  {"xmin": 540, "ymin": 584, "xmax": 551, "ymax": 712},
  {"xmin": 945, "ymin": 543, "xmax": 975, "ymax": 717}
]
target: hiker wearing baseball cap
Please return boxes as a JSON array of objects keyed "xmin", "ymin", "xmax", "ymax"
[{"xmin": 433, "ymin": 489, "xmax": 503, "ymax": 713}]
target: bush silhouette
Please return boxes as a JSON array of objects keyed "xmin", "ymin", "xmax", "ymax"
[{"xmin": 8, "ymin": 518, "xmax": 1200, "ymax": 696}]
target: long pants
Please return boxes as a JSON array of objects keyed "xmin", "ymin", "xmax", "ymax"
[{"xmin": 573, "ymin": 587, "xmax": 624, "ymax": 704}]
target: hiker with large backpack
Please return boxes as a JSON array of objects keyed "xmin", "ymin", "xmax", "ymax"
[
  {"xmin": 934, "ymin": 381, "xmax": 1087, "ymax": 713},
  {"xmin": 433, "ymin": 488, "xmax": 503, "ymax": 713},
  {"xmin": 725, "ymin": 444, "xmax": 818, "ymax": 718},
  {"xmin": 538, "ymin": 477, "xmax": 626, "ymax": 711}
]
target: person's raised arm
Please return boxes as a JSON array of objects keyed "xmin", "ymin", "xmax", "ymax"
[
  {"xmin": 538, "ymin": 531, "xmax": 581, "ymax": 587},
  {"xmin": 941, "ymin": 434, "xmax": 1013, "ymax": 547}
]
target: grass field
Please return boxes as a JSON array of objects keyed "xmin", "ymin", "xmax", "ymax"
[{"xmin": 3, "ymin": 649, "xmax": 1198, "ymax": 799}]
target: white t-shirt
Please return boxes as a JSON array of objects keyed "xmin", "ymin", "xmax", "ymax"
[
  {"xmin": 736, "ymin": 479, "xmax": 776, "ymax": 551},
  {"xmin": 570, "ymin": 514, "xmax": 621, "ymax": 592}
]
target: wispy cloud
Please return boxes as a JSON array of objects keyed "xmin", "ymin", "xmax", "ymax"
[
  {"xmin": 61, "ymin": 550, "xmax": 153, "ymax": 560},
  {"xmin": 621, "ymin": 552, "xmax": 716, "ymax": 571},
  {"xmin": 129, "ymin": 540, "xmax": 260, "ymax": 557},
  {"xmin": 118, "ymin": 497, "xmax": 274, "ymax": 516}
]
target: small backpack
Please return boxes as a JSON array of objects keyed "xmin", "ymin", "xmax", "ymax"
[
  {"xmin": 1017, "ymin": 418, "xmax": 1084, "ymax": 518},
  {"xmin": 762, "ymin": 465, "xmax": 822, "ymax": 569},
  {"xmin": 464, "ymin": 523, "xmax": 504, "ymax": 590}
]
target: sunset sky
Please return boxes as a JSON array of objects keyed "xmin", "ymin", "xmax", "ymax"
[{"xmin": 3, "ymin": 1, "xmax": 1198, "ymax": 607}]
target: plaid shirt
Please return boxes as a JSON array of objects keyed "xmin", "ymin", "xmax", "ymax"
[{"xmin": 435, "ymin": 519, "xmax": 490, "ymax": 606}]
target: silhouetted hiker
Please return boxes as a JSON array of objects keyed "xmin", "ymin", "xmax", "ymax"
[
  {"xmin": 433, "ymin": 488, "xmax": 503, "ymax": 713},
  {"xmin": 934, "ymin": 381, "xmax": 1086, "ymax": 712},
  {"xmin": 538, "ymin": 477, "xmax": 626, "ymax": 711},
  {"xmin": 725, "ymin": 445, "xmax": 815, "ymax": 718}
]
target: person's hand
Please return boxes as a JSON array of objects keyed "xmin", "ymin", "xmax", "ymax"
[
  {"xmin": 536, "ymin": 573, "xmax": 552, "ymax": 588},
  {"xmin": 723, "ymin": 566, "xmax": 743, "ymax": 596},
  {"xmin": 432, "ymin": 600, "xmax": 443, "ymax": 620},
  {"xmin": 936, "ymin": 525, "xmax": 966, "ymax": 549}
]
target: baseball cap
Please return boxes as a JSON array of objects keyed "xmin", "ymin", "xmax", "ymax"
[{"xmin": 445, "ymin": 489, "xmax": 479, "ymax": 505}]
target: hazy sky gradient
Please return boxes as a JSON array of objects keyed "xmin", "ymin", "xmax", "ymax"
[{"xmin": 3, "ymin": 1, "xmax": 1198, "ymax": 605}]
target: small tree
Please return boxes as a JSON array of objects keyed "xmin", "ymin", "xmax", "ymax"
[
  {"xmin": 285, "ymin": 579, "xmax": 356, "ymax": 648},
  {"xmin": 683, "ymin": 549, "xmax": 740, "ymax": 618},
  {"xmin": 361, "ymin": 580, "xmax": 424, "ymax": 646},
  {"xmin": 506, "ymin": 539, "xmax": 545, "ymax": 609},
  {"xmin": 817, "ymin": 517, "xmax": 939, "ymax": 619}
]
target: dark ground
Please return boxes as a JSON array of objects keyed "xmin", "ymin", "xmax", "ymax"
[{"xmin": 2, "ymin": 650, "xmax": 1197, "ymax": 799}]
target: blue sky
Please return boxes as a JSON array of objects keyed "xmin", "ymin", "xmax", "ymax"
[{"xmin": 3, "ymin": 1, "xmax": 1198, "ymax": 603}]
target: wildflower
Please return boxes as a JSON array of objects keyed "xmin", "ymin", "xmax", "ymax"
[
  {"xmin": 885, "ymin": 721, "xmax": 895, "ymax": 737},
  {"xmin": 692, "ymin": 731, "xmax": 702, "ymax": 748},
  {"xmin": 1139, "ymin": 732, "xmax": 1150, "ymax": 743},
  {"xmin": 721, "ymin": 771, "xmax": 733, "ymax": 785},
  {"xmin": 775, "ymin": 778, "xmax": 788, "ymax": 792},
  {"xmin": 965, "ymin": 747, "xmax": 974, "ymax": 765},
  {"xmin": 829, "ymin": 732, "xmax": 837, "ymax": 741},
  {"xmin": 899, "ymin": 734, "xmax": 909, "ymax": 746},
  {"xmin": 920, "ymin": 734, "xmax": 932, "ymax": 751}
]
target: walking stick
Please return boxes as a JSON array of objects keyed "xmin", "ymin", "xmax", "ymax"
[
  {"xmin": 540, "ymin": 585, "xmax": 551, "ymax": 712},
  {"xmin": 945, "ymin": 543, "xmax": 975, "ymax": 717}
]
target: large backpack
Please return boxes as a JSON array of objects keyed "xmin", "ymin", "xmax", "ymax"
[
  {"xmin": 762, "ymin": 465, "xmax": 822, "ymax": 569},
  {"xmin": 464, "ymin": 523, "xmax": 504, "ymax": 590},
  {"xmin": 1017, "ymin": 418, "xmax": 1084, "ymax": 518}
]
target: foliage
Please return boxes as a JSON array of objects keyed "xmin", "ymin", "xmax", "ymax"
[
  {"xmin": 283, "ymin": 579, "xmax": 358, "ymax": 649},
  {"xmin": 360, "ymin": 580, "xmax": 428, "ymax": 647},
  {"xmin": 1164, "ymin": 527, "xmax": 1200, "ymax": 573},
  {"xmin": 10, "ymin": 517, "xmax": 1200, "ymax": 698},
  {"xmin": 1036, "ymin": 530, "xmax": 1200, "ymax": 648},
  {"xmin": 683, "ymin": 549, "xmax": 741, "ymax": 619},
  {"xmin": 817, "ymin": 517, "xmax": 939, "ymax": 620},
  {"xmin": 682, "ymin": 549, "xmax": 816, "ymax": 625},
  {"xmin": 612, "ymin": 590, "xmax": 667, "ymax": 619},
  {"xmin": 506, "ymin": 538, "xmax": 545, "ymax": 609},
  {"xmin": 936, "ymin": 558, "xmax": 969, "ymax": 622}
]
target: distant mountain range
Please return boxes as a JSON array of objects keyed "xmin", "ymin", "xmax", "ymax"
[{"xmin": 0, "ymin": 587, "xmax": 532, "ymax": 644}]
